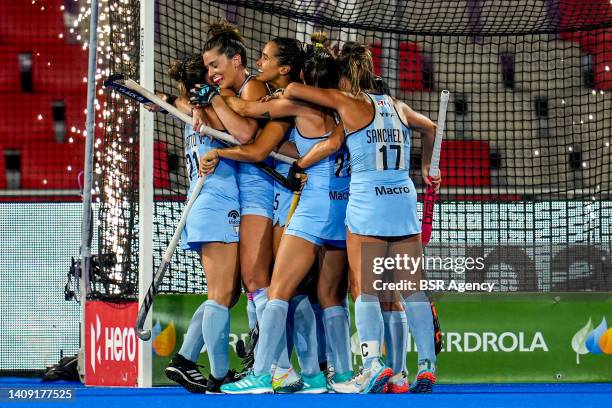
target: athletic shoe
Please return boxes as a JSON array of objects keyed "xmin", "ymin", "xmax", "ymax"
[
  {"xmin": 272, "ymin": 367, "xmax": 304, "ymax": 393},
  {"xmin": 207, "ymin": 369, "xmax": 241, "ymax": 394},
  {"xmin": 236, "ymin": 323, "xmax": 259, "ymax": 359},
  {"xmin": 220, "ymin": 371, "xmax": 273, "ymax": 394},
  {"xmin": 296, "ymin": 371, "xmax": 327, "ymax": 394},
  {"xmin": 410, "ymin": 360, "xmax": 437, "ymax": 394},
  {"xmin": 385, "ymin": 371, "xmax": 409, "ymax": 394},
  {"xmin": 331, "ymin": 358, "xmax": 393, "ymax": 394},
  {"xmin": 164, "ymin": 353, "xmax": 207, "ymax": 393}
]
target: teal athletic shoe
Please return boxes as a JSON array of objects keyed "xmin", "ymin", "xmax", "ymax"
[
  {"xmin": 220, "ymin": 371, "xmax": 273, "ymax": 394},
  {"xmin": 296, "ymin": 371, "xmax": 327, "ymax": 394}
]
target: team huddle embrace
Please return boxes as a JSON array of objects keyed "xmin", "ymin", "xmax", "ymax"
[{"xmin": 155, "ymin": 19, "xmax": 442, "ymax": 395}]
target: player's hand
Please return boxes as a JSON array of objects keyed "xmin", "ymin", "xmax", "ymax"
[
  {"xmin": 422, "ymin": 166, "xmax": 442, "ymax": 192},
  {"xmin": 144, "ymin": 93, "xmax": 168, "ymax": 112},
  {"xmin": 199, "ymin": 149, "xmax": 220, "ymax": 176},
  {"xmin": 190, "ymin": 84, "xmax": 220, "ymax": 106},
  {"xmin": 192, "ymin": 106, "xmax": 209, "ymax": 135},
  {"xmin": 259, "ymin": 88, "xmax": 284, "ymax": 102},
  {"xmin": 287, "ymin": 162, "xmax": 307, "ymax": 192}
]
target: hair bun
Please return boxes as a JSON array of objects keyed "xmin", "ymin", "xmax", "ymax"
[
  {"xmin": 168, "ymin": 58, "xmax": 186, "ymax": 81},
  {"xmin": 310, "ymin": 31, "xmax": 328, "ymax": 47},
  {"xmin": 208, "ymin": 19, "xmax": 244, "ymax": 43}
]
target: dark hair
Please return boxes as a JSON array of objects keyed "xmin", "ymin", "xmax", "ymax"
[
  {"xmin": 374, "ymin": 76, "xmax": 391, "ymax": 96},
  {"xmin": 168, "ymin": 54, "xmax": 207, "ymax": 96},
  {"xmin": 270, "ymin": 37, "xmax": 304, "ymax": 82},
  {"xmin": 302, "ymin": 31, "xmax": 339, "ymax": 89},
  {"xmin": 338, "ymin": 42, "xmax": 376, "ymax": 95},
  {"xmin": 203, "ymin": 19, "xmax": 247, "ymax": 67}
]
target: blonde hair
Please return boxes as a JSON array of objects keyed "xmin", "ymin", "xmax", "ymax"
[
  {"xmin": 339, "ymin": 42, "xmax": 376, "ymax": 95},
  {"xmin": 310, "ymin": 31, "xmax": 328, "ymax": 48}
]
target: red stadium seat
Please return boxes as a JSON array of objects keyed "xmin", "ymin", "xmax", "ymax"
[
  {"xmin": 0, "ymin": 93, "xmax": 87, "ymax": 142},
  {"xmin": 0, "ymin": 0, "xmax": 66, "ymax": 45},
  {"xmin": 0, "ymin": 147, "xmax": 6, "ymax": 189},
  {"xmin": 594, "ymin": 44, "xmax": 612, "ymax": 90},
  {"xmin": 0, "ymin": 45, "xmax": 23, "ymax": 93},
  {"xmin": 370, "ymin": 42, "xmax": 383, "ymax": 76},
  {"xmin": 154, "ymin": 141, "xmax": 171, "ymax": 189},
  {"xmin": 559, "ymin": 0, "xmax": 612, "ymax": 31},
  {"xmin": 0, "ymin": 44, "xmax": 87, "ymax": 94},
  {"xmin": 439, "ymin": 140, "xmax": 491, "ymax": 187},
  {"xmin": 399, "ymin": 41, "xmax": 424, "ymax": 91},
  {"xmin": 20, "ymin": 140, "xmax": 84, "ymax": 189}
]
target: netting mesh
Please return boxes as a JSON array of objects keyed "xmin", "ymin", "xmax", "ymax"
[{"xmin": 97, "ymin": 0, "xmax": 612, "ymax": 295}]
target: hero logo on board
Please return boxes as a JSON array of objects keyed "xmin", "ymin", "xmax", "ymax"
[{"xmin": 85, "ymin": 301, "xmax": 139, "ymax": 386}]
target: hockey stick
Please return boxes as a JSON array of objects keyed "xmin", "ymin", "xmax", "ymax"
[
  {"xmin": 134, "ymin": 175, "xmax": 206, "ymax": 340},
  {"xmin": 421, "ymin": 90, "xmax": 450, "ymax": 247}
]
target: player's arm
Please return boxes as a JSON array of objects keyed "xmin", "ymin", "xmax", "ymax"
[
  {"xmin": 199, "ymin": 119, "xmax": 294, "ymax": 175},
  {"xmin": 284, "ymin": 83, "xmax": 367, "ymax": 132},
  {"xmin": 296, "ymin": 121, "xmax": 345, "ymax": 169},
  {"xmin": 400, "ymin": 102, "xmax": 439, "ymax": 187},
  {"xmin": 209, "ymin": 80, "xmax": 268, "ymax": 144},
  {"xmin": 224, "ymin": 96, "xmax": 305, "ymax": 120},
  {"xmin": 218, "ymin": 119, "xmax": 294, "ymax": 162},
  {"xmin": 283, "ymin": 82, "xmax": 349, "ymax": 112}
]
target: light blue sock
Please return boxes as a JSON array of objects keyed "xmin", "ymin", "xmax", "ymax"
[
  {"xmin": 290, "ymin": 295, "xmax": 320, "ymax": 376},
  {"xmin": 286, "ymin": 301, "xmax": 295, "ymax": 356},
  {"xmin": 276, "ymin": 327, "xmax": 292, "ymax": 370},
  {"xmin": 201, "ymin": 300, "xmax": 230, "ymax": 379},
  {"xmin": 404, "ymin": 291, "xmax": 436, "ymax": 364},
  {"xmin": 323, "ymin": 305, "xmax": 352, "ymax": 375},
  {"xmin": 254, "ymin": 299, "xmax": 288, "ymax": 376},
  {"xmin": 341, "ymin": 297, "xmax": 351, "ymax": 369},
  {"xmin": 383, "ymin": 311, "xmax": 408, "ymax": 374},
  {"xmin": 252, "ymin": 287, "xmax": 268, "ymax": 323},
  {"xmin": 311, "ymin": 302, "xmax": 328, "ymax": 365},
  {"xmin": 178, "ymin": 301, "xmax": 205, "ymax": 362},
  {"xmin": 354, "ymin": 294, "xmax": 384, "ymax": 369},
  {"xmin": 252, "ymin": 288, "xmax": 268, "ymax": 360},
  {"xmin": 247, "ymin": 298, "xmax": 257, "ymax": 330},
  {"xmin": 342, "ymin": 297, "xmax": 350, "ymax": 321}
]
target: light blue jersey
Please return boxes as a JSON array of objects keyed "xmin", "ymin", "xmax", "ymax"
[
  {"xmin": 236, "ymin": 75, "xmax": 275, "ymax": 219},
  {"xmin": 180, "ymin": 124, "xmax": 240, "ymax": 250},
  {"xmin": 285, "ymin": 125, "xmax": 350, "ymax": 247},
  {"xmin": 273, "ymin": 128, "xmax": 295, "ymax": 227},
  {"xmin": 344, "ymin": 93, "xmax": 420, "ymax": 237}
]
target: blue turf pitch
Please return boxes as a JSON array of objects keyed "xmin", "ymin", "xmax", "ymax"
[{"xmin": 1, "ymin": 377, "xmax": 611, "ymax": 408}]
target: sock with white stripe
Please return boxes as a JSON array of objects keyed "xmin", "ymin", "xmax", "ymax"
[
  {"xmin": 201, "ymin": 300, "xmax": 230, "ymax": 379},
  {"xmin": 383, "ymin": 310, "xmax": 408, "ymax": 374},
  {"xmin": 178, "ymin": 300, "xmax": 205, "ymax": 362}
]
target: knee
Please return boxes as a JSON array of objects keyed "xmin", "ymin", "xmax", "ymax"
[
  {"xmin": 268, "ymin": 285, "xmax": 291, "ymax": 302},
  {"xmin": 207, "ymin": 288, "xmax": 233, "ymax": 308},
  {"xmin": 317, "ymin": 285, "xmax": 341, "ymax": 309}
]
